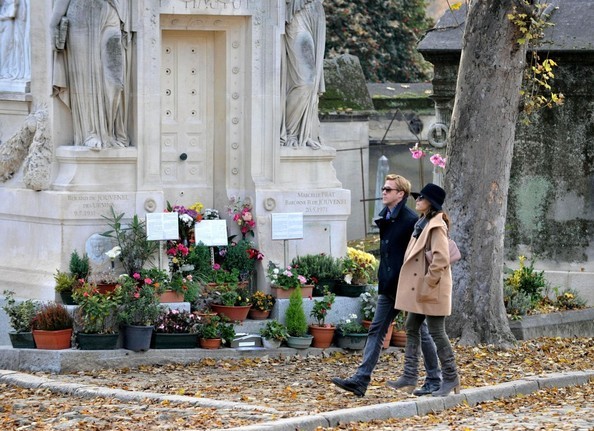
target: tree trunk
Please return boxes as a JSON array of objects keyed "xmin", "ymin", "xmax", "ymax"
[{"xmin": 445, "ymin": 0, "xmax": 532, "ymax": 347}]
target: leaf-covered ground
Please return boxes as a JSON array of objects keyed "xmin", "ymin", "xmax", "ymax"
[{"xmin": 1, "ymin": 337, "xmax": 593, "ymax": 430}]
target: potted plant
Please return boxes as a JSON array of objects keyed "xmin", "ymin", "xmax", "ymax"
[
  {"xmin": 167, "ymin": 273, "xmax": 201, "ymax": 304},
  {"xmin": 340, "ymin": 247, "xmax": 378, "ymax": 297},
  {"xmin": 54, "ymin": 269, "xmax": 78, "ymax": 305},
  {"xmin": 336, "ymin": 313, "xmax": 368, "ymax": 350},
  {"xmin": 31, "ymin": 302, "xmax": 74, "ymax": 350},
  {"xmin": 208, "ymin": 282, "xmax": 252, "ymax": 322},
  {"xmin": 284, "ymin": 286, "xmax": 312, "ymax": 349},
  {"xmin": 308, "ymin": 287, "xmax": 336, "ymax": 348},
  {"xmin": 390, "ymin": 311, "xmax": 407, "ymax": 347},
  {"xmin": 359, "ymin": 286, "xmax": 393, "ymax": 349},
  {"xmin": 72, "ymin": 281, "xmax": 123, "ymax": 350},
  {"xmin": 101, "ymin": 207, "xmax": 159, "ymax": 276},
  {"xmin": 196, "ymin": 314, "xmax": 236, "ymax": 349},
  {"xmin": 117, "ymin": 273, "xmax": 163, "ymax": 352},
  {"xmin": 248, "ymin": 291, "xmax": 275, "ymax": 320},
  {"xmin": 266, "ymin": 261, "xmax": 313, "ymax": 298},
  {"xmin": 226, "ymin": 197, "xmax": 257, "ymax": 239},
  {"xmin": 88, "ymin": 246, "xmax": 121, "ymax": 293},
  {"xmin": 290, "ymin": 253, "xmax": 343, "ymax": 296},
  {"xmin": 152, "ymin": 309, "xmax": 200, "ymax": 349},
  {"xmin": 259, "ymin": 320, "xmax": 288, "ymax": 349},
  {"xmin": 2, "ymin": 290, "xmax": 39, "ymax": 348}
]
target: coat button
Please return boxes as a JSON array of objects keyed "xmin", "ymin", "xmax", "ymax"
[
  {"xmin": 413, "ymin": 273, "xmax": 417, "ymax": 276},
  {"xmin": 411, "ymin": 287, "xmax": 415, "ymax": 291}
]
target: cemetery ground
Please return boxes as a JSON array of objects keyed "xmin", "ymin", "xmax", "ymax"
[{"xmin": 1, "ymin": 337, "xmax": 593, "ymax": 430}]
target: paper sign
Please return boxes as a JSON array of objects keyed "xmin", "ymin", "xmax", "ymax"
[
  {"xmin": 194, "ymin": 219, "xmax": 228, "ymax": 246},
  {"xmin": 146, "ymin": 212, "xmax": 180, "ymax": 241},
  {"xmin": 271, "ymin": 213, "xmax": 304, "ymax": 240}
]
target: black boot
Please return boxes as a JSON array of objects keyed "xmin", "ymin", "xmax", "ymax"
[
  {"xmin": 432, "ymin": 345, "xmax": 460, "ymax": 397},
  {"xmin": 412, "ymin": 379, "xmax": 441, "ymax": 396},
  {"xmin": 331, "ymin": 377, "xmax": 366, "ymax": 397},
  {"xmin": 386, "ymin": 342, "xmax": 420, "ymax": 393}
]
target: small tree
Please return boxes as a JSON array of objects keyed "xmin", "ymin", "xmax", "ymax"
[{"xmin": 285, "ymin": 287, "xmax": 308, "ymax": 337}]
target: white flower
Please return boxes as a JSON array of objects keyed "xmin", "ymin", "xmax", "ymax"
[
  {"xmin": 105, "ymin": 246, "xmax": 121, "ymax": 260},
  {"xmin": 273, "ymin": 268, "xmax": 279, "ymax": 275},
  {"xmin": 179, "ymin": 213, "xmax": 194, "ymax": 227},
  {"xmin": 343, "ymin": 273, "xmax": 353, "ymax": 285}
]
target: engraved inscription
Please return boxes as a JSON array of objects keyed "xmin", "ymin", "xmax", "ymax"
[
  {"xmin": 194, "ymin": 0, "xmax": 251, "ymax": 9},
  {"xmin": 283, "ymin": 191, "xmax": 349, "ymax": 215},
  {"xmin": 68, "ymin": 194, "xmax": 132, "ymax": 218}
]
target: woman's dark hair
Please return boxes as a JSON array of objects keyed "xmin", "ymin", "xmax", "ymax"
[{"xmin": 426, "ymin": 208, "xmax": 450, "ymax": 230}]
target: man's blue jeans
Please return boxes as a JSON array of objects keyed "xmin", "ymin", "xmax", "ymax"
[{"xmin": 352, "ymin": 294, "xmax": 441, "ymax": 388}]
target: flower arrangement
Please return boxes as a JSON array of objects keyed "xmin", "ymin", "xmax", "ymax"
[
  {"xmin": 342, "ymin": 247, "xmax": 378, "ymax": 285},
  {"xmin": 166, "ymin": 242, "xmax": 190, "ymax": 274},
  {"xmin": 72, "ymin": 282, "xmax": 123, "ymax": 334},
  {"xmin": 309, "ymin": 287, "xmax": 336, "ymax": 327},
  {"xmin": 250, "ymin": 291, "xmax": 275, "ymax": 312},
  {"xmin": 168, "ymin": 273, "xmax": 200, "ymax": 303},
  {"xmin": 410, "ymin": 142, "xmax": 447, "ymax": 170},
  {"xmin": 2, "ymin": 290, "xmax": 39, "ymax": 333},
  {"xmin": 203, "ymin": 208, "xmax": 220, "ymax": 220},
  {"xmin": 227, "ymin": 197, "xmax": 256, "ymax": 238},
  {"xmin": 166, "ymin": 201, "xmax": 204, "ymax": 245},
  {"xmin": 154, "ymin": 309, "xmax": 200, "ymax": 334},
  {"xmin": 336, "ymin": 314, "xmax": 368, "ymax": 335},
  {"xmin": 267, "ymin": 261, "xmax": 307, "ymax": 290}
]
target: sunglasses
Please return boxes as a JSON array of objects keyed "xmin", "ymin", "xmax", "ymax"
[
  {"xmin": 381, "ymin": 187, "xmax": 399, "ymax": 193},
  {"xmin": 416, "ymin": 195, "xmax": 426, "ymax": 201}
]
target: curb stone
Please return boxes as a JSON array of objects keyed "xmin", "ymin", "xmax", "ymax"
[
  {"xmin": 1, "ymin": 368, "xmax": 593, "ymax": 430},
  {"xmin": 221, "ymin": 370, "xmax": 594, "ymax": 431}
]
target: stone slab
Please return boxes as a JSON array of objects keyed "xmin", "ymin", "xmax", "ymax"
[{"xmin": 509, "ymin": 308, "xmax": 594, "ymax": 340}]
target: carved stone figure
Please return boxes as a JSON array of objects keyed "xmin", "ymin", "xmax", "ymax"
[
  {"xmin": 280, "ymin": 0, "xmax": 326, "ymax": 149},
  {"xmin": 50, "ymin": 0, "xmax": 131, "ymax": 149},
  {"xmin": 85, "ymin": 233, "xmax": 111, "ymax": 267},
  {"xmin": 0, "ymin": 0, "xmax": 30, "ymax": 80}
]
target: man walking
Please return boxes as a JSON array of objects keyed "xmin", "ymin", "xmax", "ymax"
[{"xmin": 331, "ymin": 174, "xmax": 441, "ymax": 397}]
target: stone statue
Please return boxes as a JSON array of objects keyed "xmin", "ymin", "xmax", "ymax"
[
  {"xmin": 85, "ymin": 233, "xmax": 112, "ymax": 267},
  {"xmin": 0, "ymin": 0, "xmax": 30, "ymax": 81},
  {"xmin": 50, "ymin": 0, "xmax": 131, "ymax": 149},
  {"xmin": 280, "ymin": 0, "xmax": 326, "ymax": 149}
]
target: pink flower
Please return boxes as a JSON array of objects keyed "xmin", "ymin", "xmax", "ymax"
[
  {"xmin": 297, "ymin": 275, "xmax": 307, "ymax": 284},
  {"xmin": 430, "ymin": 154, "xmax": 447, "ymax": 168},
  {"xmin": 133, "ymin": 273, "xmax": 141, "ymax": 280},
  {"xmin": 213, "ymin": 263, "xmax": 221, "ymax": 270},
  {"xmin": 410, "ymin": 148, "xmax": 425, "ymax": 159},
  {"xmin": 144, "ymin": 278, "xmax": 152, "ymax": 284},
  {"xmin": 133, "ymin": 292, "xmax": 140, "ymax": 298}
]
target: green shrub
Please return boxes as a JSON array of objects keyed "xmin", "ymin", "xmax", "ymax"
[
  {"xmin": 2, "ymin": 290, "xmax": 39, "ymax": 333},
  {"xmin": 285, "ymin": 287, "xmax": 308, "ymax": 337},
  {"xmin": 504, "ymin": 256, "xmax": 546, "ymax": 304},
  {"xmin": 69, "ymin": 249, "xmax": 90, "ymax": 280}
]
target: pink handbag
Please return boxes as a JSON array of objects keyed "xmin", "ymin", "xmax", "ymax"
[{"xmin": 425, "ymin": 238, "xmax": 462, "ymax": 265}]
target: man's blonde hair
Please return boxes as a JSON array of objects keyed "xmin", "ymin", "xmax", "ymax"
[{"xmin": 385, "ymin": 174, "xmax": 411, "ymax": 196}]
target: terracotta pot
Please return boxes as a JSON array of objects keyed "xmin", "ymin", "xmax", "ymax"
[
  {"xmin": 391, "ymin": 329, "xmax": 407, "ymax": 347},
  {"xmin": 33, "ymin": 328, "xmax": 73, "ymax": 350},
  {"xmin": 210, "ymin": 304, "xmax": 251, "ymax": 322},
  {"xmin": 270, "ymin": 285, "xmax": 313, "ymax": 299},
  {"xmin": 248, "ymin": 308, "xmax": 271, "ymax": 320},
  {"xmin": 199, "ymin": 337, "xmax": 222, "ymax": 349},
  {"xmin": 308, "ymin": 324, "xmax": 336, "ymax": 349},
  {"xmin": 96, "ymin": 283, "xmax": 118, "ymax": 294},
  {"xmin": 362, "ymin": 320, "xmax": 394, "ymax": 349},
  {"xmin": 158, "ymin": 290, "xmax": 185, "ymax": 303}
]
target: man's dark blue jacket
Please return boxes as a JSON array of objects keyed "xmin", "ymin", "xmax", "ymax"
[{"xmin": 374, "ymin": 199, "xmax": 418, "ymax": 299}]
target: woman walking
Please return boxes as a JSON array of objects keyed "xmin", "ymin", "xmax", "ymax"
[{"xmin": 388, "ymin": 183, "xmax": 460, "ymax": 397}]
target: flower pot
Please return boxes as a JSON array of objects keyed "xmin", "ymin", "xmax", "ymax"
[
  {"xmin": 196, "ymin": 312, "xmax": 217, "ymax": 324},
  {"xmin": 59, "ymin": 291, "xmax": 77, "ymax": 305},
  {"xmin": 158, "ymin": 290, "xmax": 185, "ymax": 303},
  {"xmin": 248, "ymin": 309, "xmax": 270, "ymax": 320},
  {"xmin": 122, "ymin": 324, "xmax": 153, "ymax": 352},
  {"xmin": 76, "ymin": 333, "xmax": 119, "ymax": 350},
  {"xmin": 286, "ymin": 334, "xmax": 313, "ymax": 349},
  {"xmin": 338, "ymin": 284, "xmax": 368, "ymax": 298},
  {"xmin": 32, "ymin": 328, "xmax": 73, "ymax": 350},
  {"xmin": 308, "ymin": 324, "xmax": 336, "ymax": 349},
  {"xmin": 271, "ymin": 285, "xmax": 313, "ymax": 299},
  {"xmin": 210, "ymin": 304, "xmax": 251, "ymax": 322},
  {"xmin": 336, "ymin": 333, "xmax": 368, "ymax": 350},
  {"xmin": 262, "ymin": 337, "xmax": 282, "ymax": 349},
  {"xmin": 390, "ymin": 329, "xmax": 407, "ymax": 347},
  {"xmin": 9, "ymin": 331, "xmax": 36, "ymax": 349},
  {"xmin": 96, "ymin": 283, "xmax": 118, "ymax": 294},
  {"xmin": 152, "ymin": 333, "xmax": 198, "ymax": 349},
  {"xmin": 199, "ymin": 337, "xmax": 222, "ymax": 349},
  {"xmin": 362, "ymin": 320, "xmax": 394, "ymax": 349}
]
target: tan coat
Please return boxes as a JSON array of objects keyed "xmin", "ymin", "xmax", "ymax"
[{"xmin": 395, "ymin": 213, "xmax": 453, "ymax": 316}]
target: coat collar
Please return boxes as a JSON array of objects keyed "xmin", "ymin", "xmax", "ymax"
[{"xmin": 405, "ymin": 213, "xmax": 447, "ymax": 259}]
